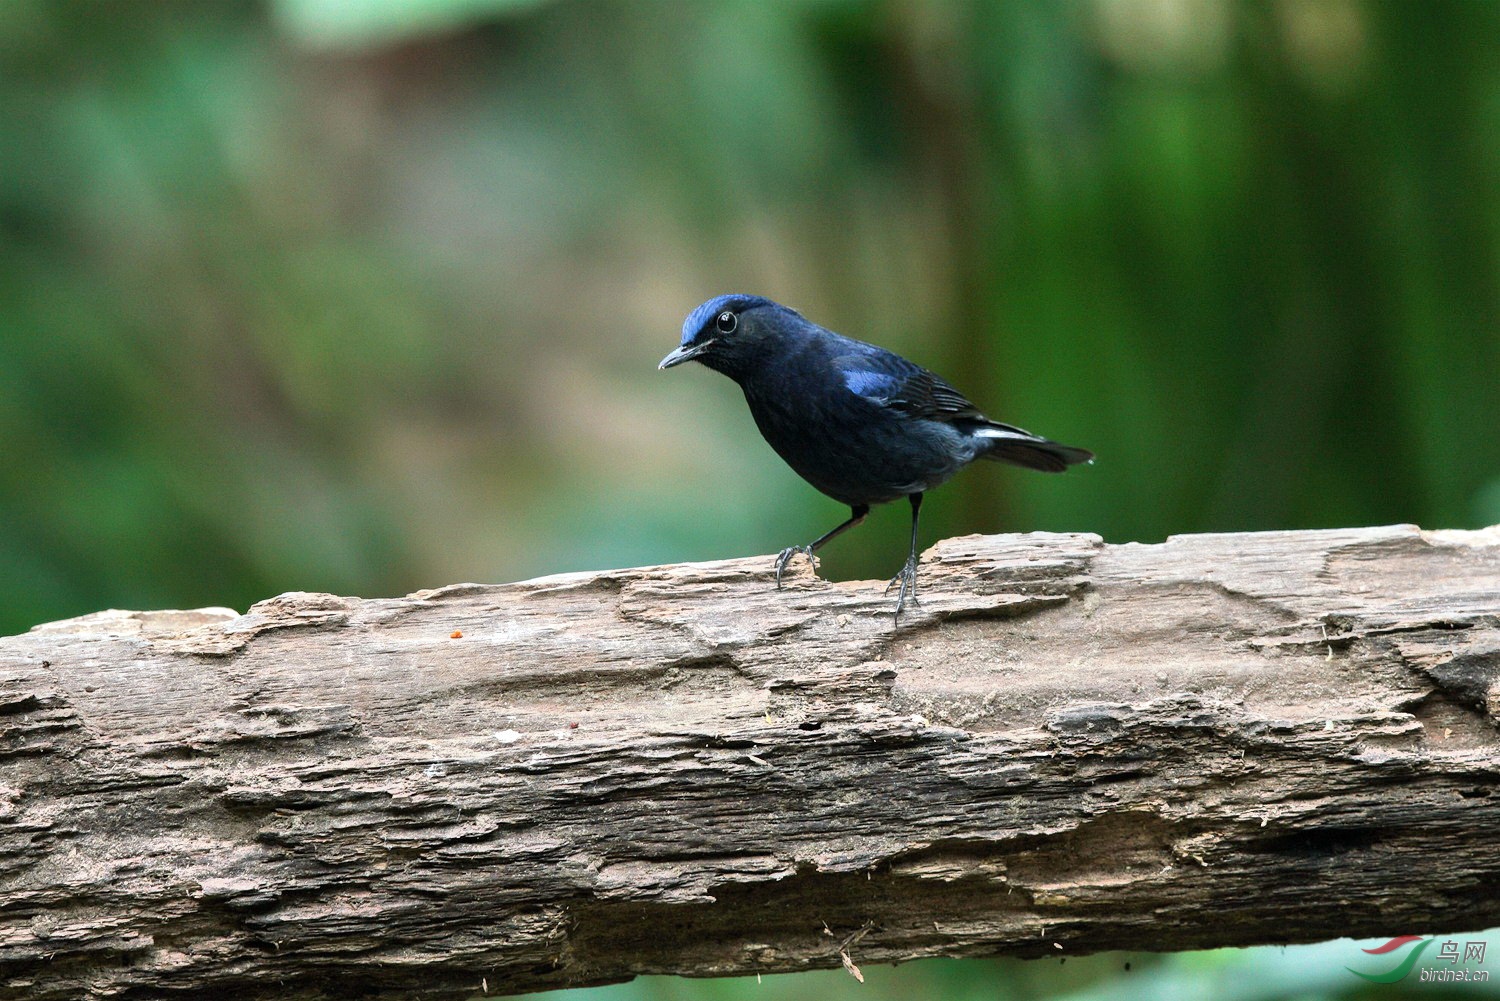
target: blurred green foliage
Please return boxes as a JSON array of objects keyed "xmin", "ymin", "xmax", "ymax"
[
  {"xmin": 2, "ymin": 1, "xmax": 1499, "ymax": 998},
  {"xmin": 3, "ymin": 0, "xmax": 1499, "ymax": 634}
]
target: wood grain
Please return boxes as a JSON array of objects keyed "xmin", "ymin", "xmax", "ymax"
[{"xmin": 2, "ymin": 524, "xmax": 1498, "ymax": 998}]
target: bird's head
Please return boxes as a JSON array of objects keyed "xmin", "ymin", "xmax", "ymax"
[{"xmin": 658, "ymin": 294, "xmax": 800, "ymax": 380}]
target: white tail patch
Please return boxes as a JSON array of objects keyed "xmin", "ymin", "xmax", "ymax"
[{"xmin": 973, "ymin": 427, "xmax": 1035, "ymax": 441}]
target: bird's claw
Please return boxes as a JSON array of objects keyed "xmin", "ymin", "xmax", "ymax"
[
  {"xmin": 885, "ymin": 555, "xmax": 920, "ymax": 622},
  {"xmin": 774, "ymin": 545, "xmax": 817, "ymax": 589}
]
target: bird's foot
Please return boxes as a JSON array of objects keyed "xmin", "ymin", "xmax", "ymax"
[
  {"xmin": 884, "ymin": 554, "xmax": 920, "ymax": 622},
  {"xmin": 774, "ymin": 545, "xmax": 818, "ymax": 589}
]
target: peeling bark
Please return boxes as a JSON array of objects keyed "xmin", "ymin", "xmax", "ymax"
[{"xmin": 2, "ymin": 524, "xmax": 1499, "ymax": 999}]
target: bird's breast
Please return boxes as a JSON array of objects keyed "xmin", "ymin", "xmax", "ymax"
[{"xmin": 740, "ymin": 379, "xmax": 974, "ymax": 506}]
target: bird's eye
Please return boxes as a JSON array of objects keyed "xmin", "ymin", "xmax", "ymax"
[{"xmin": 715, "ymin": 311, "xmax": 738, "ymax": 334}]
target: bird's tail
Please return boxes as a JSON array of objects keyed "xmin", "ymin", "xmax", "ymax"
[{"xmin": 972, "ymin": 423, "xmax": 1094, "ymax": 473}]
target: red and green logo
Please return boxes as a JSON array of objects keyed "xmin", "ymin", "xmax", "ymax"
[
  {"xmin": 1349, "ymin": 936, "xmax": 1491, "ymax": 983},
  {"xmin": 1347, "ymin": 937, "xmax": 1434, "ymax": 983}
]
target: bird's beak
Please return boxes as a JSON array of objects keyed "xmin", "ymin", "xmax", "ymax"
[{"xmin": 658, "ymin": 340, "xmax": 714, "ymax": 370}]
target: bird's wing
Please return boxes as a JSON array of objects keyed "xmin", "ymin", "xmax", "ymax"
[
  {"xmin": 837, "ymin": 354, "xmax": 991, "ymax": 424},
  {"xmin": 835, "ymin": 348, "xmax": 1090, "ymax": 472}
]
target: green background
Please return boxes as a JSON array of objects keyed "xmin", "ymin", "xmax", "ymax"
[{"xmin": 3, "ymin": 1, "xmax": 1497, "ymax": 998}]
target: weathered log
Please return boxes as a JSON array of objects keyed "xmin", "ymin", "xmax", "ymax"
[{"xmin": 2, "ymin": 524, "xmax": 1499, "ymax": 999}]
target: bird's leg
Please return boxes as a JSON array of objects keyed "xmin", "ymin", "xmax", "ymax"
[
  {"xmin": 884, "ymin": 493, "xmax": 923, "ymax": 620},
  {"xmin": 775, "ymin": 504, "xmax": 869, "ymax": 588}
]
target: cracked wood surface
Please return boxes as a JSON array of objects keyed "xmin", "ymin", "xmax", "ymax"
[{"xmin": 2, "ymin": 523, "xmax": 1499, "ymax": 999}]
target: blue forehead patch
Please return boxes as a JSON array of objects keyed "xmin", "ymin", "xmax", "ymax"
[{"xmin": 680, "ymin": 293, "xmax": 779, "ymax": 344}]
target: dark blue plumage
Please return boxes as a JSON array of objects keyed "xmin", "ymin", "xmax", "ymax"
[{"xmin": 660, "ymin": 294, "xmax": 1092, "ymax": 618}]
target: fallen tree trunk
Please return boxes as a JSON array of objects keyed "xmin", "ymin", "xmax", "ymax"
[{"xmin": 2, "ymin": 524, "xmax": 1499, "ymax": 999}]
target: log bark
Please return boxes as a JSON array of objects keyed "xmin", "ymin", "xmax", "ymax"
[{"xmin": 3, "ymin": 524, "xmax": 1499, "ymax": 999}]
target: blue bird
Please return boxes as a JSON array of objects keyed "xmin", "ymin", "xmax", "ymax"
[{"xmin": 659, "ymin": 294, "xmax": 1092, "ymax": 619}]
